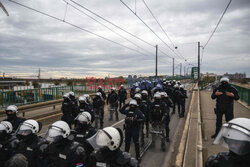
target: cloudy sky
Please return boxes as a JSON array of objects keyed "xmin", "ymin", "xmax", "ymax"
[{"xmin": 0, "ymin": 0, "xmax": 249, "ymax": 78}]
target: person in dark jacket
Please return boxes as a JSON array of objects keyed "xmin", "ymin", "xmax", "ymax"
[
  {"xmin": 14, "ymin": 119, "xmax": 47, "ymax": 167},
  {"xmin": 78, "ymin": 96, "xmax": 95, "ymax": 123},
  {"xmin": 44, "ymin": 121, "xmax": 86, "ymax": 167},
  {"xmin": 172, "ymin": 84, "xmax": 185, "ymax": 117},
  {"xmin": 68, "ymin": 91, "xmax": 78, "ymax": 118},
  {"xmin": 205, "ymin": 118, "xmax": 250, "ymax": 167},
  {"xmin": 211, "ymin": 77, "xmax": 239, "ymax": 138},
  {"xmin": 120, "ymin": 100, "xmax": 145, "ymax": 161},
  {"xmin": 97, "ymin": 86, "xmax": 106, "ymax": 100},
  {"xmin": 61, "ymin": 93, "xmax": 74, "ymax": 129},
  {"xmin": 4, "ymin": 105, "xmax": 25, "ymax": 131},
  {"xmin": 107, "ymin": 88, "xmax": 119, "ymax": 121},
  {"xmin": 179, "ymin": 85, "xmax": 187, "ymax": 118},
  {"xmin": 141, "ymin": 90, "xmax": 151, "ymax": 138},
  {"xmin": 118, "ymin": 85, "xmax": 127, "ymax": 110},
  {"xmin": 93, "ymin": 92, "xmax": 105, "ymax": 129},
  {"xmin": 0, "ymin": 121, "xmax": 19, "ymax": 167},
  {"xmin": 87, "ymin": 127, "xmax": 138, "ymax": 167}
]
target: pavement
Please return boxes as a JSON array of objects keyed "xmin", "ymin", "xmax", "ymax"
[{"xmin": 182, "ymin": 89, "xmax": 250, "ymax": 167}]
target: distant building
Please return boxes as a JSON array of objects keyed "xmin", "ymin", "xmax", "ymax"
[
  {"xmin": 202, "ymin": 72, "xmax": 217, "ymax": 79},
  {"xmin": 224, "ymin": 72, "xmax": 246, "ymax": 80}
]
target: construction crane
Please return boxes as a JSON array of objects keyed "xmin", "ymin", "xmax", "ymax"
[{"xmin": 0, "ymin": 1, "xmax": 9, "ymax": 16}]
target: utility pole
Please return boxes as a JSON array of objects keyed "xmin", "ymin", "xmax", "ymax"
[
  {"xmin": 180, "ymin": 63, "xmax": 182, "ymax": 80},
  {"xmin": 172, "ymin": 58, "xmax": 174, "ymax": 78},
  {"xmin": 155, "ymin": 45, "xmax": 158, "ymax": 78},
  {"xmin": 198, "ymin": 42, "xmax": 200, "ymax": 81},
  {"xmin": 184, "ymin": 66, "xmax": 186, "ymax": 77}
]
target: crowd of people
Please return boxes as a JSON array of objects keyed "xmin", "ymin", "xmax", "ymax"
[{"xmin": 0, "ymin": 77, "xmax": 249, "ymax": 167}]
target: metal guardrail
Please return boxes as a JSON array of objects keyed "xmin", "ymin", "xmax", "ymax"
[{"xmin": 231, "ymin": 84, "xmax": 250, "ymax": 106}]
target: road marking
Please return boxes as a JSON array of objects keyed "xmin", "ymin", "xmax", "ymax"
[{"xmin": 111, "ymin": 119, "xmax": 125, "ymax": 127}]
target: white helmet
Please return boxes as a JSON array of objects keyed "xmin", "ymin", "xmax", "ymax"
[
  {"xmin": 63, "ymin": 93, "xmax": 70, "ymax": 99},
  {"xmin": 68, "ymin": 91, "xmax": 74, "ymax": 96},
  {"xmin": 180, "ymin": 85, "xmax": 184, "ymax": 89},
  {"xmin": 16, "ymin": 119, "xmax": 39, "ymax": 136},
  {"xmin": 111, "ymin": 87, "xmax": 116, "ymax": 91},
  {"xmin": 83, "ymin": 94, "xmax": 90, "ymax": 100},
  {"xmin": 129, "ymin": 99, "xmax": 138, "ymax": 106},
  {"xmin": 220, "ymin": 77, "xmax": 229, "ymax": 83},
  {"xmin": 213, "ymin": 118, "xmax": 250, "ymax": 156},
  {"xmin": 96, "ymin": 92, "xmax": 102, "ymax": 96},
  {"xmin": 161, "ymin": 92, "xmax": 168, "ymax": 98},
  {"xmin": 134, "ymin": 93, "xmax": 142, "ymax": 99},
  {"xmin": 98, "ymin": 86, "xmax": 102, "ymax": 89},
  {"xmin": 135, "ymin": 87, "xmax": 140, "ymax": 93},
  {"xmin": 174, "ymin": 84, "xmax": 179, "ymax": 88},
  {"xmin": 45, "ymin": 121, "xmax": 70, "ymax": 143},
  {"xmin": 75, "ymin": 112, "xmax": 91, "ymax": 125},
  {"xmin": 79, "ymin": 96, "xmax": 87, "ymax": 102},
  {"xmin": 0, "ymin": 121, "xmax": 13, "ymax": 134},
  {"xmin": 154, "ymin": 92, "xmax": 161, "ymax": 99},
  {"xmin": 6, "ymin": 105, "xmax": 18, "ymax": 113},
  {"xmin": 141, "ymin": 90, "xmax": 148, "ymax": 95},
  {"xmin": 87, "ymin": 127, "xmax": 122, "ymax": 151},
  {"xmin": 120, "ymin": 84, "xmax": 124, "ymax": 88}
]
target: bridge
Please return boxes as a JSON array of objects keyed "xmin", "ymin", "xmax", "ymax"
[{"xmin": 0, "ymin": 81, "xmax": 249, "ymax": 167}]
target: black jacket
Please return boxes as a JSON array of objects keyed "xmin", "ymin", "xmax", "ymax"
[{"xmin": 211, "ymin": 84, "xmax": 239, "ymax": 104}]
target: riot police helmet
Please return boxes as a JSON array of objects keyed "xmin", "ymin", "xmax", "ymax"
[
  {"xmin": 6, "ymin": 105, "xmax": 18, "ymax": 116},
  {"xmin": 0, "ymin": 121, "xmax": 13, "ymax": 134},
  {"xmin": 141, "ymin": 90, "xmax": 148, "ymax": 96},
  {"xmin": 45, "ymin": 121, "xmax": 70, "ymax": 143},
  {"xmin": 134, "ymin": 93, "xmax": 142, "ymax": 100},
  {"xmin": 16, "ymin": 119, "xmax": 39, "ymax": 137},
  {"xmin": 213, "ymin": 118, "xmax": 250, "ymax": 156},
  {"xmin": 87, "ymin": 127, "xmax": 122, "ymax": 151},
  {"xmin": 75, "ymin": 112, "xmax": 91, "ymax": 125}
]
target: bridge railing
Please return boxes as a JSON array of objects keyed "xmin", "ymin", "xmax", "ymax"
[
  {"xmin": 231, "ymin": 84, "xmax": 250, "ymax": 106},
  {"xmin": 0, "ymin": 82, "xmax": 123, "ymax": 108}
]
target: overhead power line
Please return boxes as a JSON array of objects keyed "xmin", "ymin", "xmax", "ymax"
[
  {"xmin": 62, "ymin": 0, "xmax": 153, "ymax": 56},
  {"xmin": 70, "ymin": 0, "xmax": 155, "ymax": 48},
  {"xmin": 8, "ymin": 0, "xmax": 150, "ymax": 57},
  {"xmin": 120, "ymin": 0, "xmax": 183, "ymax": 60},
  {"xmin": 203, "ymin": 0, "xmax": 232, "ymax": 49}
]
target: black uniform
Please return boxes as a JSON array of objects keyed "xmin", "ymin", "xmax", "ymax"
[
  {"xmin": 61, "ymin": 98, "xmax": 75, "ymax": 129},
  {"xmin": 211, "ymin": 84, "xmax": 239, "ymax": 136},
  {"xmin": 120, "ymin": 104, "xmax": 144, "ymax": 160},
  {"xmin": 44, "ymin": 139, "xmax": 86, "ymax": 167},
  {"xmin": 0, "ymin": 134, "xmax": 19, "ymax": 167},
  {"xmin": 173, "ymin": 87, "xmax": 185, "ymax": 116},
  {"xmin": 90, "ymin": 147, "xmax": 138, "ymax": 167},
  {"xmin": 179, "ymin": 88, "xmax": 187, "ymax": 118},
  {"xmin": 78, "ymin": 101, "xmax": 95, "ymax": 123},
  {"xmin": 205, "ymin": 151, "xmax": 250, "ymax": 167},
  {"xmin": 93, "ymin": 96, "xmax": 105, "ymax": 129},
  {"xmin": 98, "ymin": 88, "xmax": 106, "ymax": 100},
  {"xmin": 15, "ymin": 134, "xmax": 48, "ymax": 167},
  {"xmin": 69, "ymin": 95, "xmax": 78, "ymax": 118},
  {"xmin": 4, "ymin": 116, "xmax": 25, "ymax": 131},
  {"xmin": 107, "ymin": 91, "xmax": 119, "ymax": 121},
  {"xmin": 150, "ymin": 100, "xmax": 168, "ymax": 150},
  {"xmin": 162, "ymin": 96, "xmax": 173, "ymax": 140},
  {"xmin": 118, "ymin": 88, "xmax": 127, "ymax": 109},
  {"xmin": 141, "ymin": 96, "xmax": 151, "ymax": 138}
]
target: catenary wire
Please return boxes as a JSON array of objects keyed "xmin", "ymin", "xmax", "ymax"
[
  {"xmin": 8, "ymin": 0, "xmax": 151, "ymax": 57},
  {"xmin": 203, "ymin": 0, "xmax": 232, "ymax": 49}
]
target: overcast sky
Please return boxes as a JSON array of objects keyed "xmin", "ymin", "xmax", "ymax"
[{"xmin": 0, "ymin": 0, "xmax": 249, "ymax": 78}]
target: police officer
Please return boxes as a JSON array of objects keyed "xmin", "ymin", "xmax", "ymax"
[
  {"xmin": 118, "ymin": 84, "xmax": 127, "ymax": 110},
  {"xmin": 68, "ymin": 91, "xmax": 78, "ymax": 118},
  {"xmin": 3, "ymin": 153, "xmax": 28, "ymax": 167},
  {"xmin": 15, "ymin": 119, "xmax": 46, "ymax": 167},
  {"xmin": 205, "ymin": 118, "xmax": 250, "ymax": 167},
  {"xmin": 97, "ymin": 86, "xmax": 107, "ymax": 100},
  {"xmin": 93, "ymin": 92, "xmax": 105, "ymax": 129},
  {"xmin": 87, "ymin": 127, "xmax": 138, "ymax": 167},
  {"xmin": 173, "ymin": 84, "xmax": 185, "ymax": 117},
  {"xmin": 78, "ymin": 96, "xmax": 95, "ymax": 123},
  {"xmin": 160, "ymin": 92, "xmax": 172, "ymax": 142},
  {"xmin": 61, "ymin": 93, "xmax": 75, "ymax": 129},
  {"xmin": 107, "ymin": 87, "xmax": 119, "ymax": 121},
  {"xmin": 44, "ymin": 121, "xmax": 86, "ymax": 167},
  {"xmin": 73, "ymin": 112, "xmax": 97, "ymax": 167},
  {"xmin": 0, "ymin": 121, "xmax": 19, "ymax": 167},
  {"xmin": 141, "ymin": 90, "xmax": 151, "ymax": 138},
  {"xmin": 211, "ymin": 77, "xmax": 239, "ymax": 138},
  {"xmin": 4, "ymin": 105, "xmax": 25, "ymax": 131},
  {"xmin": 150, "ymin": 92, "xmax": 167, "ymax": 150},
  {"xmin": 120, "ymin": 99, "xmax": 145, "ymax": 161},
  {"xmin": 179, "ymin": 85, "xmax": 187, "ymax": 118}
]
